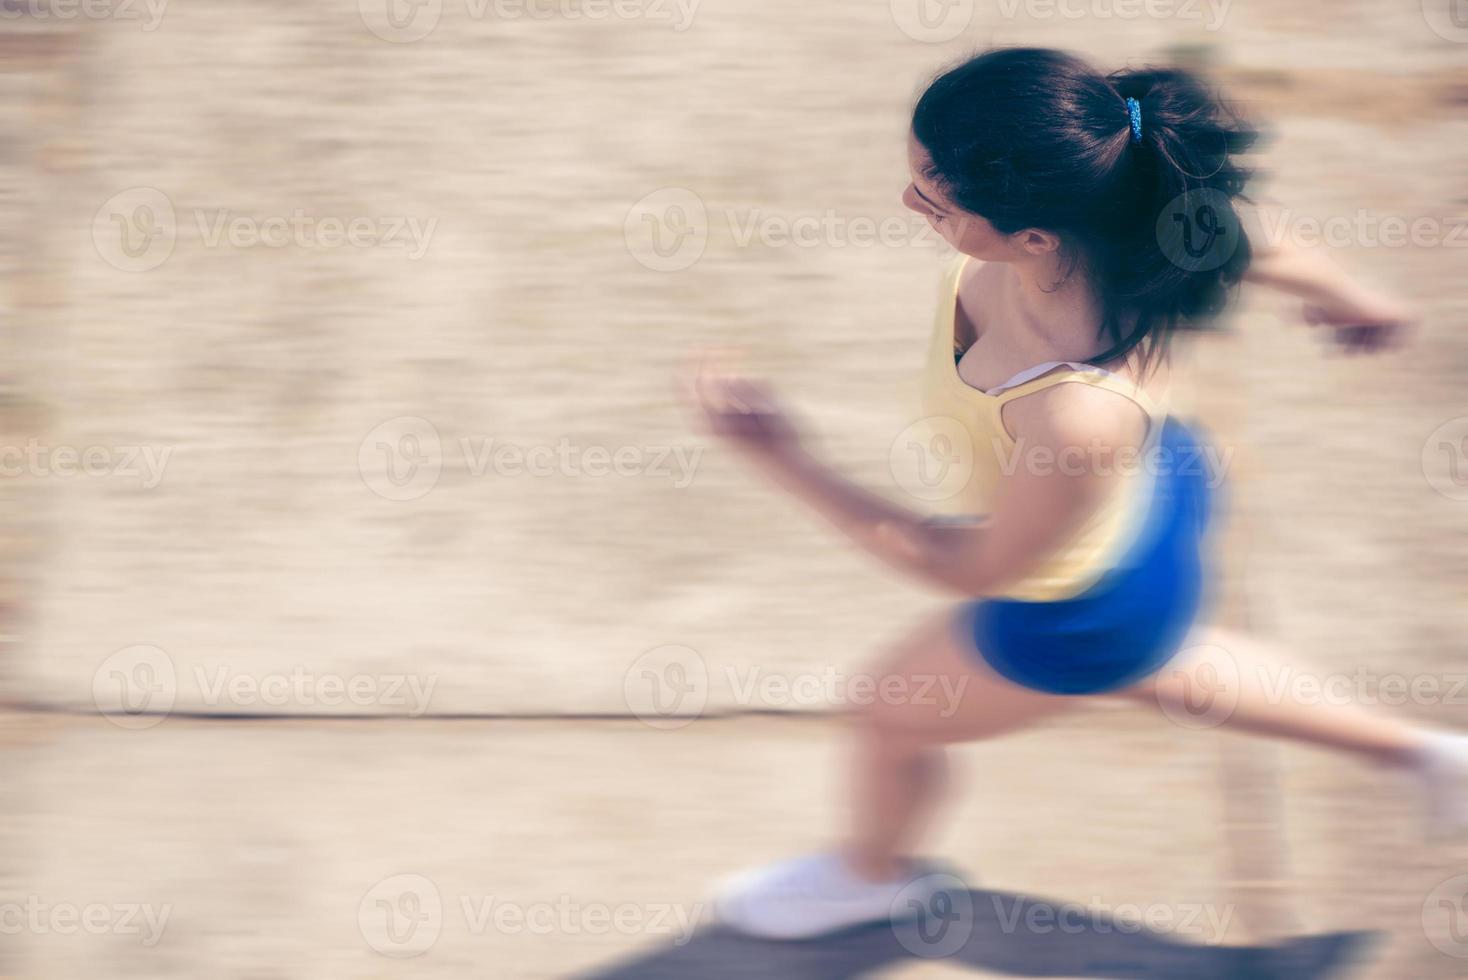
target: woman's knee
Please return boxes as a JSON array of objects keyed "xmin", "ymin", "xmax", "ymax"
[{"xmin": 846, "ymin": 671, "xmax": 942, "ymax": 744}]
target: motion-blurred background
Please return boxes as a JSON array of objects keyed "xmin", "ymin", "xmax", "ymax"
[{"xmin": 1, "ymin": 1, "xmax": 1467, "ymax": 976}]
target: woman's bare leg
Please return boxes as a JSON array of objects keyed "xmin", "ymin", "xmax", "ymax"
[
  {"xmin": 846, "ymin": 609, "xmax": 1075, "ymax": 881},
  {"xmin": 1123, "ymin": 625, "xmax": 1427, "ymax": 765}
]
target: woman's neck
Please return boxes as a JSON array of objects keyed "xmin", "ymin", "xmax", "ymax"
[{"xmin": 1007, "ymin": 254, "xmax": 1107, "ymax": 362}]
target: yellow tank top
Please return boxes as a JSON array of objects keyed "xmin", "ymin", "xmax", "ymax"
[{"xmin": 920, "ymin": 254, "xmax": 1167, "ymax": 602}]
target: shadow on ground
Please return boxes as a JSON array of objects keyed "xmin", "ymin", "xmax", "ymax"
[{"xmin": 582, "ymin": 888, "xmax": 1377, "ymax": 980}]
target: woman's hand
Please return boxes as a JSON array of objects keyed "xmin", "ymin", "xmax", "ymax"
[
  {"xmin": 675, "ymin": 353, "xmax": 1018, "ymax": 597},
  {"xmin": 1243, "ymin": 205, "xmax": 1419, "ymax": 355},
  {"xmin": 679, "ymin": 351, "xmax": 975, "ymax": 590},
  {"xmin": 1303, "ymin": 286, "xmax": 1416, "ymax": 355},
  {"xmin": 683, "ymin": 354, "xmax": 805, "ymax": 467}
]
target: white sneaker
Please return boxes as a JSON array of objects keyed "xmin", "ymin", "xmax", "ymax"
[
  {"xmin": 713, "ymin": 852, "xmax": 942, "ymax": 940},
  {"xmin": 1415, "ymin": 731, "xmax": 1468, "ymax": 836}
]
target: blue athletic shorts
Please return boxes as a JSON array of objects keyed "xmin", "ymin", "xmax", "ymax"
[{"xmin": 966, "ymin": 417, "xmax": 1216, "ymax": 695}]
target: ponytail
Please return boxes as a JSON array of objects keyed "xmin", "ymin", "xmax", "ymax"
[{"xmin": 912, "ymin": 48, "xmax": 1258, "ymax": 370}]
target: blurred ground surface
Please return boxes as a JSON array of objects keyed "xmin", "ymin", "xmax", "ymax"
[
  {"xmin": 1, "ymin": 0, "xmax": 1465, "ymax": 716},
  {"xmin": 0, "ymin": 710, "xmax": 1451, "ymax": 978},
  {"xmin": 0, "ymin": 1, "xmax": 1466, "ymax": 978}
]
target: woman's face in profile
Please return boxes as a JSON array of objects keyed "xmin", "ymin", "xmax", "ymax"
[{"xmin": 903, "ymin": 133, "xmax": 1011, "ymax": 261}]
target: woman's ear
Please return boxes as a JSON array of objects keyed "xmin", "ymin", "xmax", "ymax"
[{"xmin": 1015, "ymin": 228, "xmax": 1062, "ymax": 256}]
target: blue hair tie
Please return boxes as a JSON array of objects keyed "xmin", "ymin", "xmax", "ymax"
[{"xmin": 1125, "ymin": 97, "xmax": 1143, "ymax": 144}]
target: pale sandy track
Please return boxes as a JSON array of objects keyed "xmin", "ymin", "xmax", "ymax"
[{"xmin": 0, "ymin": 2, "xmax": 1466, "ymax": 977}]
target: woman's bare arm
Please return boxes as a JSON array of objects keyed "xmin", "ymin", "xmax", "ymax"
[
  {"xmin": 1241, "ymin": 203, "xmax": 1416, "ymax": 352},
  {"xmin": 686, "ymin": 362, "xmax": 1137, "ymax": 597}
]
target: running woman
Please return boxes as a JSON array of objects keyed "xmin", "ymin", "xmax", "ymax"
[{"xmin": 687, "ymin": 48, "xmax": 1463, "ymax": 939}]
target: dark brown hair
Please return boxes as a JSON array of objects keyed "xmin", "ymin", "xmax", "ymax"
[{"xmin": 912, "ymin": 47, "xmax": 1256, "ymax": 367}]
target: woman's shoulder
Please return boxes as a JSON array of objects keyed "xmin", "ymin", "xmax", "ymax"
[{"xmin": 1003, "ymin": 372, "xmax": 1153, "ymax": 455}]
